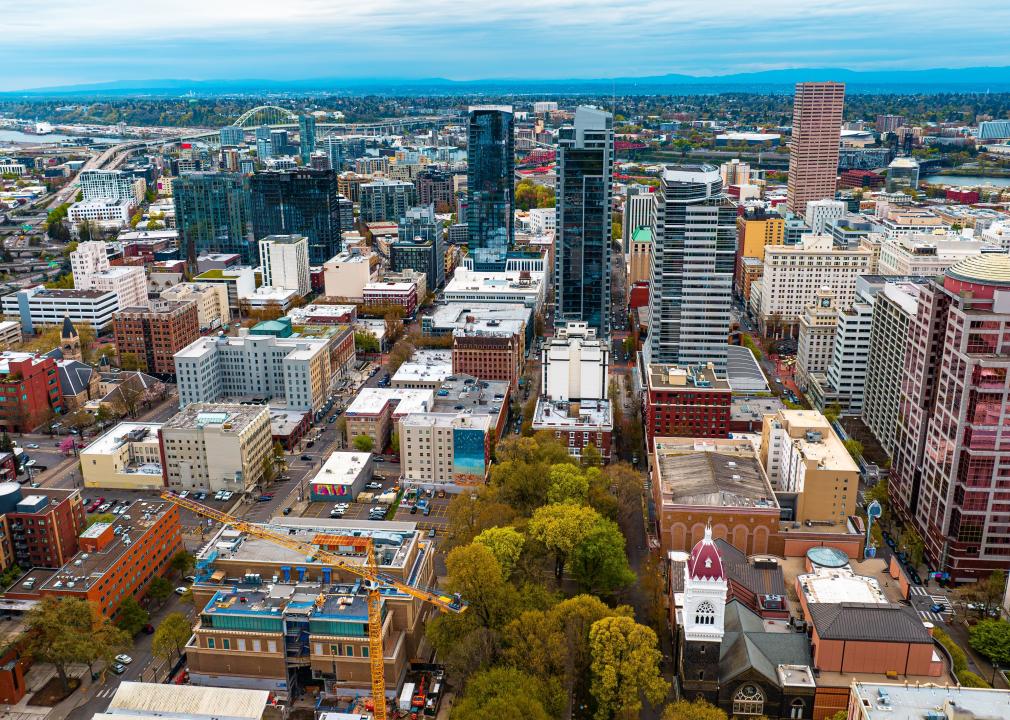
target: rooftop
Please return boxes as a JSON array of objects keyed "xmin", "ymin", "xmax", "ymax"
[
  {"xmin": 806, "ymin": 602, "xmax": 933, "ymax": 644},
  {"xmin": 427, "ymin": 302, "xmax": 531, "ymax": 331},
  {"xmin": 797, "ymin": 566, "xmax": 887, "ymax": 605},
  {"xmin": 771, "ymin": 410, "xmax": 859, "ymax": 474},
  {"xmin": 392, "ymin": 350, "xmax": 452, "ymax": 384},
  {"xmin": 653, "ymin": 438, "xmax": 778, "ymax": 510},
  {"xmin": 849, "ymin": 682, "xmax": 1010, "ymax": 720},
  {"xmin": 346, "ymin": 387, "xmax": 433, "ymax": 416},
  {"xmin": 725, "ymin": 345, "xmax": 770, "ymax": 393},
  {"xmin": 310, "ymin": 452, "xmax": 372, "ymax": 486},
  {"xmin": 103, "ymin": 681, "xmax": 268, "ymax": 720},
  {"xmin": 163, "ymin": 404, "xmax": 268, "ymax": 432},
  {"xmin": 647, "ymin": 363, "xmax": 731, "ymax": 392},
  {"xmin": 946, "ymin": 253, "xmax": 1010, "ymax": 287},
  {"xmin": 82, "ymin": 422, "xmax": 162, "ymax": 458},
  {"xmin": 532, "ymin": 397, "xmax": 613, "ymax": 429}
]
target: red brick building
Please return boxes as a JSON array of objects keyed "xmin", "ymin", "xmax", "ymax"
[
  {"xmin": 112, "ymin": 300, "xmax": 201, "ymax": 377},
  {"xmin": 0, "ymin": 354, "xmax": 64, "ymax": 433},
  {"xmin": 644, "ymin": 363, "xmax": 732, "ymax": 441},
  {"xmin": 531, "ymin": 398, "xmax": 614, "ymax": 462},
  {"xmin": 946, "ymin": 188, "xmax": 980, "ymax": 204},
  {"xmin": 5, "ymin": 488, "xmax": 85, "ymax": 570},
  {"xmin": 452, "ymin": 331, "xmax": 523, "ymax": 390}
]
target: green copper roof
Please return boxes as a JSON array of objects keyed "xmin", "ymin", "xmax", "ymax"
[{"xmin": 631, "ymin": 226, "xmax": 653, "ymax": 243}]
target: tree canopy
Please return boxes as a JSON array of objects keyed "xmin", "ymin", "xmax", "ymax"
[{"xmin": 589, "ymin": 615, "xmax": 670, "ymax": 720}]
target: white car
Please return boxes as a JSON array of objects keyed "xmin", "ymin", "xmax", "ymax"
[
  {"xmin": 221, "ymin": 491, "xmax": 233, "ymax": 501},
  {"xmin": 213, "ymin": 491, "xmax": 225, "ymax": 501},
  {"xmin": 174, "ymin": 586, "xmax": 188, "ymax": 596},
  {"xmin": 178, "ymin": 490, "xmax": 189, "ymax": 499},
  {"xmin": 115, "ymin": 654, "xmax": 132, "ymax": 665}
]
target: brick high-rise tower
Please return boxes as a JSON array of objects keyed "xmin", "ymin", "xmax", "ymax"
[{"xmin": 786, "ymin": 82, "xmax": 845, "ymax": 216}]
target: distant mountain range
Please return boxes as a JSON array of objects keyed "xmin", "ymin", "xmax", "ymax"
[{"xmin": 10, "ymin": 66, "xmax": 1010, "ymax": 96}]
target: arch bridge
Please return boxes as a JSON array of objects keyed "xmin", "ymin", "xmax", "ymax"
[{"xmin": 232, "ymin": 105, "xmax": 299, "ymax": 127}]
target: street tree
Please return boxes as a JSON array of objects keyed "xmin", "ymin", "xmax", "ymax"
[
  {"xmin": 547, "ymin": 463, "xmax": 589, "ymax": 505},
  {"xmin": 528, "ymin": 503, "xmax": 600, "ymax": 579},
  {"xmin": 115, "ymin": 597, "xmax": 150, "ymax": 636},
  {"xmin": 570, "ymin": 518, "xmax": 636, "ymax": 594},
  {"xmin": 152, "ymin": 612, "xmax": 193, "ymax": 661},
  {"xmin": 969, "ymin": 619, "xmax": 1010, "ymax": 667},
  {"xmin": 450, "ymin": 667, "xmax": 560, "ymax": 720},
  {"xmin": 169, "ymin": 550, "xmax": 196, "ymax": 577},
  {"xmin": 353, "ymin": 434, "xmax": 374, "ymax": 453},
  {"xmin": 589, "ymin": 615, "xmax": 670, "ymax": 720},
  {"xmin": 146, "ymin": 576, "xmax": 173, "ymax": 606},
  {"xmin": 473, "ymin": 526, "xmax": 525, "ymax": 578}
]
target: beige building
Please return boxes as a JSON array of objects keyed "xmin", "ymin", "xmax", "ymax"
[
  {"xmin": 796, "ymin": 288, "xmax": 838, "ymax": 389},
  {"xmin": 160, "ymin": 282, "xmax": 231, "ymax": 330},
  {"xmin": 160, "ymin": 404, "xmax": 273, "ymax": 493},
  {"xmin": 80, "ymin": 422, "xmax": 165, "ymax": 490},
  {"xmin": 322, "ymin": 249, "xmax": 377, "ymax": 301},
  {"xmin": 759, "ymin": 409, "xmax": 859, "ymax": 525},
  {"xmin": 345, "ymin": 388, "xmax": 432, "ymax": 451},
  {"xmin": 757, "ymin": 234, "xmax": 873, "ymax": 336},
  {"xmin": 876, "ymin": 232, "xmax": 992, "ymax": 276},
  {"xmin": 628, "ymin": 226, "xmax": 653, "ymax": 288},
  {"xmin": 0, "ymin": 320, "xmax": 22, "ymax": 349},
  {"xmin": 787, "ymin": 81, "xmax": 845, "ymax": 215}
]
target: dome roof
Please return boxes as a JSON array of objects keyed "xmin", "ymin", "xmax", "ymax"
[
  {"xmin": 687, "ymin": 524, "xmax": 724, "ymax": 581},
  {"xmin": 947, "ymin": 255, "xmax": 1010, "ymax": 288}
]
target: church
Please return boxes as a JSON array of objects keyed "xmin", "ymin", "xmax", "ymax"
[{"xmin": 674, "ymin": 525, "xmax": 816, "ymax": 719}]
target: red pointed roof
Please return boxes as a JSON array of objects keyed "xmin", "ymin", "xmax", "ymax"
[{"xmin": 688, "ymin": 524, "xmax": 724, "ymax": 581}]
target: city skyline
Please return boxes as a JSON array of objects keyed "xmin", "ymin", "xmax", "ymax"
[{"xmin": 3, "ymin": 0, "xmax": 1010, "ymax": 91}]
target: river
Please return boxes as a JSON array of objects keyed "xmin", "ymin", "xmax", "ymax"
[
  {"xmin": 0, "ymin": 129, "xmax": 124, "ymax": 145},
  {"xmin": 923, "ymin": 174, "xmax": 1010, "ymax": 188}
]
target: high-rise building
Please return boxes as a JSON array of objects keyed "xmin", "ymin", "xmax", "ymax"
[
  {"xmin": 554, "ymin": 106, "xmax": 614, "ymax": 338},
  {"xmin": 359, "ymin": 178, "xmax": 417, "ymax": 224},
  {"xmin": 890, "ymin": 255, "xmax": 1010, "ymax": 578},
  {"xmin": 249, "ymin": 169, "xmax": 346, "ymax": 265},
  {"xmin": 390, "ymin": 237, "xmax": 443, "ymax": 292},
  {"xmin": 645, "ymin": 164, "xmax": 736, "ymax": 372},
  {"xmin": 786, "ymin": 82, "xmax": 845, "ymax": 215},
  {"xmin": 804, "ymin": 198, "xmax": 846, "ymax": 234},
  {"xmin": 416, "ymin": 168, "xmax": 455, "ymax": 211},
  {"xmin": 69, "ymin": 241, "xmax": 148, "ymax": 310},
  {"xmin": 796, "ymin": 288, "xmax": 838, "ymax": 389},
  {"xmin": 467, "ymin": 105, "xmax": 514, "ymax": 271},
  {"xmin": 173, "ymin": 173, "xmax": 254, "ymax": 268},
  {"xmin": 876, "ymin": 114, "xmax": 906, "ymax": 133},
  {"xmin": 219, "ymin": 126, "xmax": 244, "ymax": 147},
  {"xmin": 258, "ymin": 234, "xmax": 310, "ymax": 296},
  {"xmin": 885, "ymin": 156, "xmax": 920, "ymax": 193},
  {"xmin": 269, "ymin": 129, "xmax": 290, "ymax": 156},
  {"xmin": 298, "ymin": 115, "xmax": 316, "ymax": 165},
  {"xmin": 622, "ymin": 189, "xmax": 654, "ymax": 247}
]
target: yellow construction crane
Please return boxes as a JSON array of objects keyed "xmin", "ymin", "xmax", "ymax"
[{"xmin": 161, "ymin": 491, "xmax": 466, "ymax": 720}]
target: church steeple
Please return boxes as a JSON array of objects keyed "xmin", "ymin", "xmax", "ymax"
[
  {"xmin": 683, "ymin": 524, "xmax": 728, "ymax": 643},
  {"xmin": 60, "ymin": 315, "xmax": 82, "ymax": 362}
]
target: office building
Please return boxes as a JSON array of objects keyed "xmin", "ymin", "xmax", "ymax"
[
  {"xmin": 627, "ymin": 226, "xmax": 653, "ymax": 288},
  {"xmin": 161, "ymin": 404, "xmax": 273, "ymax": 493},
  {"xmin": 390, "ymin": 237, "xmax": 442, "ymax": 292},
  {"xmin": 643, "ymin": 363, "xmax": 732, "ymax": 441},
  {"xmin": 160, "ymin": 282, "xmax": 230, "ymax": 331},
  {"xmin": 322, "ymin": 249, "xmax": 377, "ymax": 301},
  {"xmin": 804, "ymin": 199, "xmax": 846, "ymax": 235},
  {"xmin": 734, "ymin": 207, "xmax": 785, "ymax": 295},
  {"xmin": 69, "ymin": 241, "xmax": 148, "ymax": 311},
  {"xmin": 442, "ymin": 265, "xmax": 546, "ymax": 311},
  {"xmin": 795, "ymin": 288, "xmax": 838, "ymax": 389},
  {"xmin": 541, "ymin": 322, "xmax": 608, "ymax": 401},
  {"xmin": 760, "ymin": 409, "xmax": 858, "ymax": 524},
  {"xmin": 787, "ymin": 82, "xmax": 845, "ymax": 215},
  {"xmin": 219, "ymin": 126, "xmax": 244, "ymax": 147},
  {"xmin": 79, "ymin": 169, "xmax": 145, "ymax": 203},
  {"xmin": 452, "ymin": 326, "xmax": 524, "ymax": 390},
  {"xmin": 113, "ymin": 300, "xmax": 201, "ymax": 377},
  {"xmin": 67, "ymin": 199, "xmax": 135, "ymax": 229},
  {"xmin": 756, "ymin": 235, "xmax": 874, "ymax": 336},
  {"xmin": 890, "ymin": 255, "xmax": 1010, "ymax": 578},
  {"xmin": 249, "ymin": 170, "xmax": 346, "ymax": 265},
  {"xmin": 173, "ymin": 173, "xmax": 254, "ymax": 268},
  {"xmin": 645, "ymin": 164, "xmax": 736, "ymax": 372},
  {"xmin": 622, "ymin": 188, "xmax": 654, "ymax": 247},
  {"xmin": 861, "ymin": 280, "xmax": 924, "ymax": 457},
  {"xmin": 174, "ymin": 330, "xmax": 332, "ymax": 412},
  {"xmin": 259, "ymin": 234, "xmax": 310, "ymax": 297},
  {"xmin": 877, "ymin": 232, "xmax": 991, "ymax": 276},
  {"xmin": 81, "ymin": 422, "xmax": 165, "ymax": 490},
  {"xmin": 885, "ymin": 156, "xmax": 920, "ymax": 193},
  {"xmin": 359, "ymin": 179, "xmax": 417, "ymax": 224},
  {"xmin": 554, "ymin": 106, "xmax": 614, "ymax": 337},
  {"xmin": 297, "ymin": 115, "xmax": 316, "ymax": 165},
  {"xmin": 416, "ymin": 168, "xmax": 454, "ymax": 211},
  {"xmin": 362, "ymin": 280, "xmax": 419, "ymax": 317},
  {"xmin": 807, "ymin": 287, "xmax": 875, "ymax": 413},
  {"xmin": 422, "ymin": 302, "xmax": 532, "ymax": 351},
  {"xmin": 1, "ymin": 286, "xmax": 120, "ymax": 333},
  {"xmin": 467, "ymin": 105, "xmax": 515, "ymax": 271}
]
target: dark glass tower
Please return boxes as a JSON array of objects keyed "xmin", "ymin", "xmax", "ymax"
[
  {"xmin": 298, "ymin": 115, "xmax": 317, "ymax": 165},
  {"xmin": 467, "ymin": 106, "xmax": 514, "ymax": 271},
  {"xmin": 554, "ymin": 106, "xmax": 614, "ymax": 338},
  {"xmin": 249, "ymin": 169, "xmax": 345, "ymax": 265},
  {"xmin": 173, "ymin": 172, "xmax": 253, "ymax": 270}
]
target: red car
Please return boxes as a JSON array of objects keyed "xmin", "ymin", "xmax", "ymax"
[{"xmin": 87, "ymin": 497, "xmax": 105, "ymax": 513}]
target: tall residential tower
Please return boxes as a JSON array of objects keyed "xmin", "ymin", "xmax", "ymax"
[{"xmin": 467, "ymin": 106, "xmax": 514, "ymax": 271}]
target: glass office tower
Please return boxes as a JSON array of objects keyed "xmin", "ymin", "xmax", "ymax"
[
  {"xmin": 249, "ymin": 169, "xmax": 345, "ymax": 265},
  {"xmin": 467, "ymin": 106, "xmax": 514, "ymax": 271},
  {"xmin": 173, "ymin": 172, "xmax": 253, "ymax": 269}
]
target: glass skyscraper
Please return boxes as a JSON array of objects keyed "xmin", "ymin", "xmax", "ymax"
[
  {"xmin": 173, "ymin": 173, "xmax": 253, "ymax": 269},
  {"xmin": 645, "ymin": 164, "xmax": 736, "ymax": 372},
  {"xmin": 249, "ymin": 169, "xmax": 346, "ymax": 265},
  {"xmin": 298, "ymin": 115, "xmax": 317, "ymax": 165},
  {"xmin": 554, "ymin": 106, "xmax": 613, "ymax": 338},
  {"xmin": 467, "ymin": 106, "xmax": 514, "ymax": 271}
]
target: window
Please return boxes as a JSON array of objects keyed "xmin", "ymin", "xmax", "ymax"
[
  {"xmin": 207, "ymin": 638, "xmax": 215, "ymax": 649},
  {"xmin": 733, "ymin": 685, "xmax": 764, "ymax": 716},
  {"xmin": 790, "ymin": 698, "xmax": 805, "ymax": 719},
  {"xmin": 345, "ymin": 644, "xmax": 354, "ymax": 657},
  {"xmin": 695, "ymin": 600, "xmax": 716, "ymax": 626}
]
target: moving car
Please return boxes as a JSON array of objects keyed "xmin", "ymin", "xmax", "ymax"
[
  {"xmin": 282, "ymin": 507, "xmax": 293, "ymax": 515},
  {"xmin": 174, "ymin": 587, "xmax": 188, "ymax": 595},
  {"xmin": 25, "ymin": 443, "xmax": 38, "ymax": 449},
  {"xmin": 301, "ymin": 455, "xmax": 312, "ymax": 461},
  {"xmin": 929, "ymin": 603, "xmax": 947, "ymax": 614}
]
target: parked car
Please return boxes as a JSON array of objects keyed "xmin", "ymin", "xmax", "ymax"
[
  {"xmin": 174, "ymin": 587, "xmax": 188, "ymax": 596},
  {"xmin": 929, "ymin": 603, "xmax": 947, "ymax": 614},
  {"xmin": 115, "ymin": 654, "xmax": 133, "ymax": 665},
  {"xmin": 366, "ymin": 482, "xmax": 382, "ymax": 490},
  {"xmin": 301, "ymin": 455, "xmax": 312, "ymax": 461},
  {"xmin": 428, "ymin": 528, "xmax": 437, "ymax": 538},
  {"xmin": 423, "ymin": 505, "xmax": 432, "ymax": 516},
  {"xmin": 110, "ymin": 663, "xmax": 127, "ymax": 675},
  {"xmin": 329, "ymin": 508, "xmax": 345, "ymax": 518},
  {"xmin": 282, "ymin": 507, "xmax": 293, "ymax": 515}
]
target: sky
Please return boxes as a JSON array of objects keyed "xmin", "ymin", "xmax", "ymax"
[{"xmin": 4, "ymin": 0, "xmax": 1010, "ymax": 91}]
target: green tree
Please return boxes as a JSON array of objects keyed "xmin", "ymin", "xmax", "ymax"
[
  {"xmin": 662, "ymin": 698, "xmax": 728, "ymax": 720},
  {"xmin": 26, "ymin": 597, "xmax": 128, "ymax": 690},
  {"xmin": 354, "ymin": 329, "xmax": 380, "ymax": 353},
  {"xmin": 169, "ymin": 550, "xmax": 195, "ymax": 577},
  {"xmin": 473, "ymin": 526, "xmax": 525, "ymax": 577},
  {"xmin": 547, "ymin": 463, "xmax": 589, "ymax": 505},
  {"xmin": 843, "ymin": 438, "xmax": 864, "ymax": 461},
  {"xmin": 581, "ymin": 444, "xmax": 603, "ymax": 468},
  {"xmin": 957, "ymin": 670, "xmax": 990, "ymax": 688},
  {"xmin": 0, "ymin": 433, "xmax": 13, "ymax": 453},
  {"xmin": 389, "ymin": 430, "xmax": 400, "ymax": 455},
  {"xmin": 956, "ymin": 570, "xmax": 1006, "ymax": 618},
  {"xmin": 146, "ymin": 576, "xmax": 173, "ymax": 605},
  {"xmin": 969, "ymin": 619, "xmax": 1010, "ymax": 667},
  {"xmin": 450, "ymin": 667, "xmax": 560, "ymax": 720},
  {"xmin": 152, "ymin": 612, "xmax": 193, "ymax": 661},
  {"xmin": 444, "ymin": 488, "xmax": 518, "ymax": 550},
  {"xmin": 589, "ymin": 615, "xmax": 670, "ymax": 720},
  {"xmin": 571, "ymin": 518, "xmax": 636, "ymax": 594},
  {"xmin": 353, "ymin": 434, "xmax": 374, "ymax": 453},
  {"xmin": 823, "ymin": 403, "xmax": 842, "ymax": 423},
  {"xmin": 115, "ymin": 597, "xmax": 150, "ymax": 636},
  {"xmin": 118, "ymin": 352, "xmax": 145, "ymax": 371},
  {"xmin": 528, "ymin": 503, "xmax": 600, "ymax": 579}
]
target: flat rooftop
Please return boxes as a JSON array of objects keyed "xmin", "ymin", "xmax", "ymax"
[
  {"xmin": 346, "ymin": 387, "xmax": 433, "ymax": 416},
  {"xmin": 849, "ymin": 682, "xmax": 1010, "ymax": 720},
  {"xmin": 646, "ymin": 363, "xmax": 731, "ymax": 392},
  {"xmin": 431, "ymin": 375, "xmax": 509, "ymax": 415},
  {"xmin": 174, "ymin": 332, "xmax": 329, "ymax": 359},
  {"xmin": 797, "ymin": 567, "xmax": 887, "ymax": 605},
  {"xmin": 82, "ymin": 422, "xmax": 162, "ymax": 462},
  {"xmin": 427, "ymin": 302, "xmax": 531, "ymax": 331},
  {"xmin": 163, "ymin": 404, "xmax": 267, "ymax": 432},
  {"xmin": 532, "ymin": 398, "xmax": 613, "ymax": 429},
  {"xmin": 393, "ymin": 350, "xmax": 452, "ymax": 384},
  {"xmin": 773, "ymin": 410, "xmax": 859, "ymax": 474},
  {"xmin": 653, "ymin": 438, "xmax": 778, "ymax": 510},
  {"xmin": 310, "ymin": 452, "xmax": 372, "ymax": 486},
  {"xmin": 104, "ymin": 680, "xmax": 268, "ymax": 720}
]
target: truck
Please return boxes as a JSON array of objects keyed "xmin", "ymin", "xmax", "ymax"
[{"xmin": 399, "ymin": 683, "xmax": 416, "ymax": 713}]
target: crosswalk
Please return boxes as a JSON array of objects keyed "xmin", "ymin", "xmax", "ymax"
[
  {"xmin": 911, "ymin": 586, "xmax": 950, "ymax": 622},
  {"xmin": 95, "ymin": 684, "xmax": 119, "ymax": 699}
]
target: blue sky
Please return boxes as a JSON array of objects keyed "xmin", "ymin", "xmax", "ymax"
[{"xmin": 4, "ymin": 0, "xmax": 1010, "ymax": 91}]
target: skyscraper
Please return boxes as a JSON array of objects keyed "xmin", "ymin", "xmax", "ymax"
[
  {"xmin": 467, "ymin": 105, "xmax": 514, "ymax": 271},
  {"xmin": 645, "ymin": 165, "xmax": 736, "ymax": 372},
  {"xmin": 249, "ymin": 169, "xmax": 346, "ymax": 265},
  {"xmin": 554, "ymin": 106, "xmax": 614, "ymax": 338},
  {"xmin": 298, "ymin": 115, "xmax": 317, "ymax": 165},
  {"xmin": 173, "ymin": 173, "xmax": 253, "ymax": 269},
  {"xmin": 786, "ymin": 82, "xmax": 845, "ymax": 215}
]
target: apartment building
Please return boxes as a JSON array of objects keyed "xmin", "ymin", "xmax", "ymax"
[
  {"xmin": 79, "ymin": 169, "xmax": 146, "ymax": 203},
  {"xmin": 345, "ymin": 388, "xmax": 432, "ymax": 452},
  {"xmin": 643, "ymin": 363, "xmax": 732, "ymax": 441},
  {"xmin": 876, "ymin": 232, "xmax": 993, "ymax": 276},
  {"xmin": 756, "ymin": 235, "xmax": 873, "ymax": 337},
  {"xmin": 4, "ymin": 488, "xmax": 85, "ymax": 570},
  {"xmin": 113, "ymin": 300, "xmax": 201, "ymax": 377},
  {"xmin": 160, "ymin": 282, "xmax": 231, "ymax": 330},
  {"xmin": 174, "ymin": 330, "xmax": 332, "ymax": 413},
  {"xmin": 81, "ymin": 422, "xmax": 165, "ymax": 490},
  {"xmin": 0, "ymin": 352, "xmax": 64, "ymax": 433},
  {"xmin": 160, "ymin": 404, "xmax": 273, "ymax": 493},
  {"xmin": 541, "ymin": 322, "xmax": 608, "ymax": 401},
  {"xmin": 186, "ymin": 517, "xmax": 435, "ymax": 702},
  {"xmin": 69, "ymin": 241, "xmax": 148, "ymax": 310},
  {"xmin": 531, "ymin": 398, "xmax": 614, "ymax": 462},
  {"xmin": 258, "ymin": 235, "xmax": 310, "ymax": 297},
  {"xmin": 452, "ymin": 328, "xmax": 524, "ymax": 390},
  {"xmin": 804, "ymin": 199, "xmax": 846, "ymax": 235},
  {"xmin": 796, "ymin": 288, "xmax": 838, "ymax": 389},
  {"xmin": 760, "ymin": 409, "xmax": 859, "ymax": 525}
]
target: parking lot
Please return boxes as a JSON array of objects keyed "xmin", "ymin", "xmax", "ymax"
[{"xmin": 300, "ymin": 483, "xmax": 454, "ymax": 536}]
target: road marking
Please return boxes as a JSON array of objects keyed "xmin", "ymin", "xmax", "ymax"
[
  {"xmin": 910, "ymin": 586, "xmax": 928, "ymax": 596},
  {"xmin": 919, "ymin": 611, "xmax": 942, "ymax": 623}
]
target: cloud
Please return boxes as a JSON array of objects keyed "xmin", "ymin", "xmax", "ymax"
[{"xmin": 2, "ymin": 0, "xmax": 1010, "ymax": 89}]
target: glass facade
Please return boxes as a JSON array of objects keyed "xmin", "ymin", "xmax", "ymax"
[
  {"xmin": 298, "ymin": 115, "xmax": 317, "ymax": 165},
  {"xmin": 453, "ymin": 427, "xmax": 487, "ymax": 480},
  {"xmin": 554, "ymin": 107, "xmax": 613, "ymax": 338},
  {"xmin": 467, "ymin": 107, "xmax": 514, "ymax": 271},
  {"xmin": 249, "ymin": 169, "xmax": 346, "ymax": 265},
  {"xmin": 173, "ymin": 172, "xmax": 254, "ymax": 269},
  {"xmin": 390, "ymin": 238, "xmax": 443, "ymax": 291}
]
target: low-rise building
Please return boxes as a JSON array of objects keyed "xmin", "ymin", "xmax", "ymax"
[
  {"xmin": 422, "ymin": 302, "xmax": 532, "ymax": 355},
  {"xmin": 391, "ymin": 350, "xmax": 453, "ymax": 389},
  {"xmin": 193, "ymin": 267, "xmax": 257, "ymax": 310},
  {"xmin": 96, "ymin": 682, "xmax": 272, "ymax": 720},
  {"xmin": 760, "ymin": 409, "xmax": 859, "ymax": 525},
  {"xmin": 113, "ymin": 300, "xmax": 201, "ymax": 377},
  {"xmin": 452, "ymin": 327, "xmax": 524, "ymax": 390},
  {"xmin": 0, "ymin": 321, "xmax": 22, "ymax": 349},
  {"xmin": 442, "ymin": 265, "xmax": 546, "ymax": 311},
  {"xmin": 322, "ymin": 249, "xmax": 377, "ymax": 301},
  {"xmin": 80, "ymin": 423, "xmax": 165, "ymax": 490},
  {"xmin": 160, "ymin": 282, "xmax": 231, "ymax": 331},
  {"xmin": 362, "ymin": 280, "xmax": 418, "ymax": 317},
  {"xmin": 160, "ymin": 404, "xmax": 273, "ymax": 493},
  {"xmin": 845, "ymin": 682, "xmax": 1010, "ymax": 720},
  {"xmin": 308, "ymin": 451, "xmax": 373, "ymax": 501},
  {"xmin": 643, "ymin": 363, "xmax": 732, "ymax": 441},
  {"xmin": 67, "ymin": 198, "xmax": 135, "ymax": 229},
  {"xmin": 345, "ymin": 388, "xmax": 433, "ymax": 452},
  {"xmin": 531, "ymin": 398, "xmax": 613, "ymax": 462},
  {"xmin": 0, "ymin": 352, "xmax": 65, "ymax": 433},
  {"xmin": 1, "ymin": 286, "xmax": 119, "ymax": 333},
  {"xmin": 4, "ymin": 488, "xmax": 85, "ymax": 570}
]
